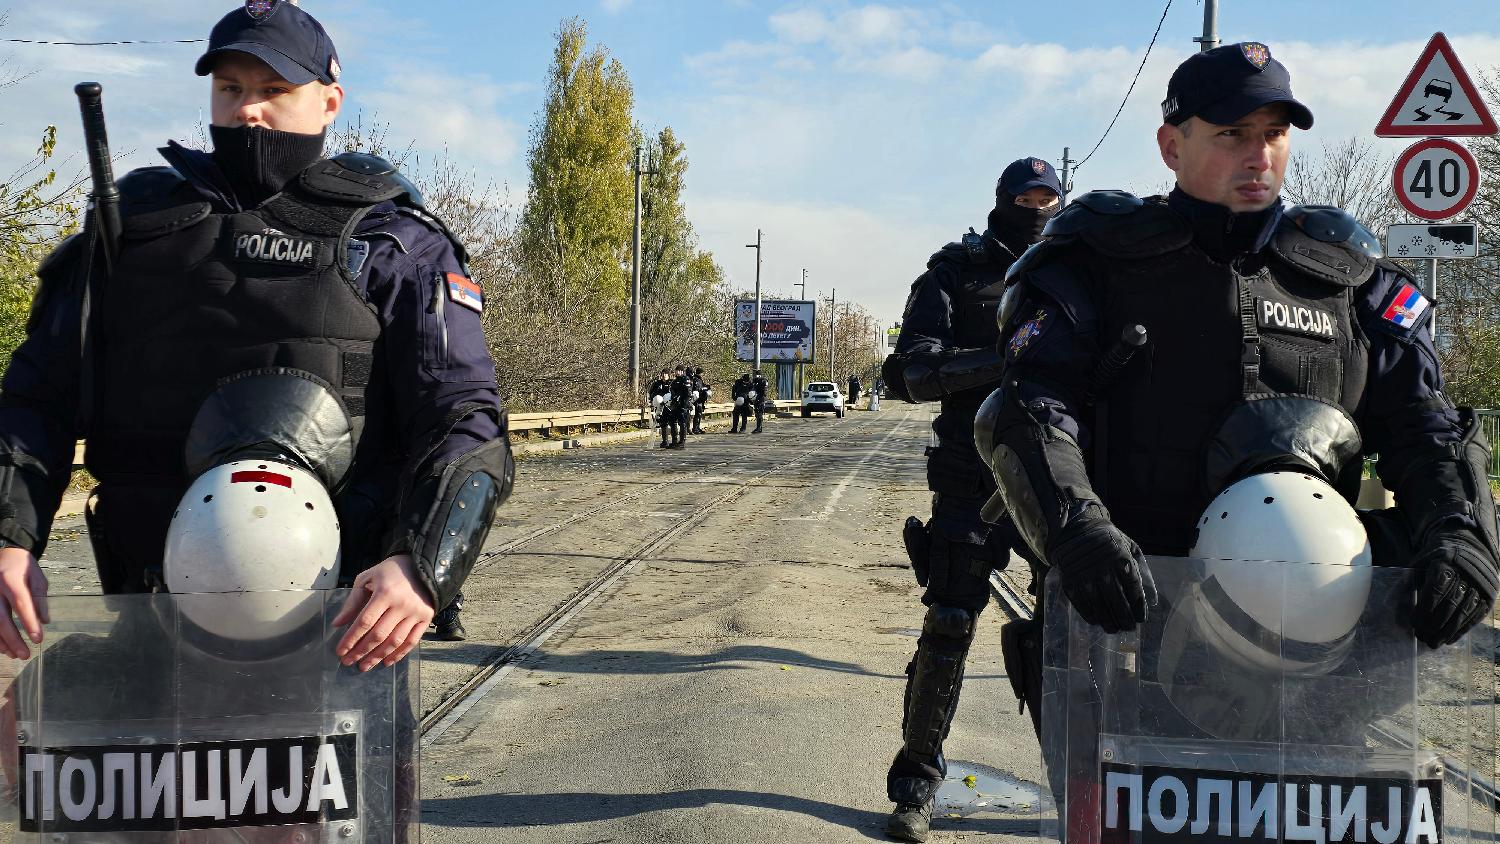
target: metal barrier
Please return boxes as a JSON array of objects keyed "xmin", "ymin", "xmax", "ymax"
[{"xmin": 1481, "ymin": 409, "xmax": 1500, "ymax": 481}]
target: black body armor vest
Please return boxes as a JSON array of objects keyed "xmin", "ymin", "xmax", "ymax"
[
  {"xmin": 1033, "ymin": 195, "xmax": 1377, "ymax": 553},
  {"xmin": 85, "ymin": 154, "xmax": 417, "ymax": 486}
]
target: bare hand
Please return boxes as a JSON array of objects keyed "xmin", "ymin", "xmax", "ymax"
[
  {"xmin": 0, "ymin": 546, "xmax": 47, "ymax": 660},
  {"xmin": 332, "ymin": 554, "xmax": 434, "ymax": 671}
]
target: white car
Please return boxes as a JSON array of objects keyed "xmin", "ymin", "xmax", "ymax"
[{"xmin": 801, "ymin": 382, "xmax": 845, "ymax": 418}]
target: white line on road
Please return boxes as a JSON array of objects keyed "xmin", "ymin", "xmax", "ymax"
[{"xmin": 782, "ymin": 409, "xmax": 914, "ymax": 522}]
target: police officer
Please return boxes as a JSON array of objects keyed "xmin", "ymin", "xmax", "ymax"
[
  {"xmin": 848, "ymin": 374, "xmax": 862, "ymax": 406},
  {"xmin": 691, "ymin": 366, "xmax": 711, "ymax": 435},
  {"xmin": 978, "ymin": 37, "xmax": 1498, "ymax": 822},
  {"xmin": 880, "ymin": 157, "xmax": 1060, "ymax": 841},
  {"xmin": 668, "ymin": 365, "xmax": 694, "ymax": 449},
  {"xmin": 731, "ymin": 373, "xmax": 753, "ymax": 433},
  {"xmin": 750, "ymin": 371, "xmax": 770, "ymax": 433},
  {"xmin": 649, "ymin": 368, "xmax": 674, "ymax": 447},
  {"xmin": 0, "ymin": 0, "xmax": 516, "ymax": 671}
]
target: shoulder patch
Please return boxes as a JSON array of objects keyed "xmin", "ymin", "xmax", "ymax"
[
  {"xmin": 1379, "ymin": 282, "xmax": 1430, "ymax": 331},
  {"xmin": 445, "ymin": 272, "xmax": 483, "ymax": 314},
  {"xmin": 1006, "ymin": 308, "xmax": 1050, "ymax": 361}
]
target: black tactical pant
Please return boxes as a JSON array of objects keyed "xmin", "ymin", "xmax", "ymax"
[
  {"xmin": 731, "ymin": 405, "xmax": 749, "ymax": 431},
  {"xmin": 887, "ymin": 438, "xmax": 1034, "ymax": 806},
  {"xmin": 693, "ymin": 401, "xmax": 706, "ymax": 433},
  {"xmin": 752, "ymin": 403, "xmax": 764, "ymax": 430}
]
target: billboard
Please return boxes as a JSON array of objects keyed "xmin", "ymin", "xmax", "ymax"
[{"xmin": 735, "ymin": 299, "xmax": 816, "ymax": 362}]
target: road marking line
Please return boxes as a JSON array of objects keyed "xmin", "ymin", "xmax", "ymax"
[{"xmin": 783, "ymin": 409, "xmax": 915, "ymax": 522}]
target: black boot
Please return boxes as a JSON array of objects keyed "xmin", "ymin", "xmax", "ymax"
[
  {"xmin": 885, "ymin": 799, "xmax": 933, "ymax": 842},
  {"xmin": 433, "ymin": 594, "xmax": 467, "ymax": 642}
]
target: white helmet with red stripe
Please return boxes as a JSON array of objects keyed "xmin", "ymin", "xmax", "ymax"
[{"xmin": 164, "ymin": 457, "xmax": 341, "ymax": 642}]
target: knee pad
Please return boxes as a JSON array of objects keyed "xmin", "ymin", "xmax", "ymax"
[{"xmin": 922, "ymin": 604, "xmax": 977, "ymax": 645}]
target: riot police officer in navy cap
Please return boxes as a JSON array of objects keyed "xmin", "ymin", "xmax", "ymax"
[
  {"xmin": 0, "ymin": 0, "xmax": 515, "ymax": 667},
  {"xmin": 977, "ymin": 34, "xmax": 1498, "ymax": 797},
  {"xmin": 880, "ymin": 156, "xmax": 1058, "ymax": 841}
]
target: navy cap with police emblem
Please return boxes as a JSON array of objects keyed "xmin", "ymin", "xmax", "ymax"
[
  {"xmin": 195, "ymin": 0, "xmax": 342, "ymax": 86},
  {"xmin": 996, "ymin": 157, "xmax": 1062, "ymax": 198},
  {"xmin": 1161, "ymin": 42, "xmax": 1313, "ymax": 130}
]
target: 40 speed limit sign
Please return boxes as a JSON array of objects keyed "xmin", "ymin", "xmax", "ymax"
[{"xmin": 1393, "ymin": 138, "xmax": 1480, "ymax": 220}]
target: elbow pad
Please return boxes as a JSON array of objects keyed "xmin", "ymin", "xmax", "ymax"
[
  {"xmin": 391, "ymin": 436, "xmax": 515, "ymax": 608},
  {"xmin": 897, "ymin": 349, "xmax": 1009, "ymax": 403},
  {"xmin": 974, "ymin": 385, "xmax": 1101, "ymax": 562},
  {"xmin": 1381, "ymin": 406, "xmax": 1500, "ymax": 563}
]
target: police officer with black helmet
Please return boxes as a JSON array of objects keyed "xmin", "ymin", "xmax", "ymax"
[
  {"xmin": 978, "ymin": 37, "xmax": 1499, "ymax": 816},
  {"xmin": 880, "ymin": 156, "xmax": 1059, "ymax": 841},
  {"xmin": 0, "ymin": 0, "xmax": 516, "ymax": 669}
]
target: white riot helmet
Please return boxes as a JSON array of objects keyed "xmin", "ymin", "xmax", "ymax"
[
  {"xmin": 1186, "ymin": 471, "xmax": 1373, "ymax": 677},
  {"xmin": 735, "ymin": 396, "xmax": 745, "ymax": 407},
  {"xmin": 162, "ymin": 370, "xmax": 354, "ymax": 657},
  {"xmin": 748, "ymin": 391, "xmax": 758, "ymax": 402},
  {"xmin": 165, "ymin": 458, "xmax": 340, "ymax": 641}
]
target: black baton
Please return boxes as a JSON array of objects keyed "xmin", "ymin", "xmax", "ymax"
[
  {"xmin": 75, "ymin": 82, "xmax": 122, "ymax": 273},
  {"xmin": 1085, "ymin": 324, "xmax": 1148, "ymax": 406}
]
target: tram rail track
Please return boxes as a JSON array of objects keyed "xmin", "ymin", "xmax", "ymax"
[{"xmin": 419, "ymin": 415, "xmax": 894, "ymax": 742}]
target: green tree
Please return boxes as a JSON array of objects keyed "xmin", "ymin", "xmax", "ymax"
[
  {"xmin": 517, "ymin": 17, "xmax": 636, "ymax": 302},
  {"xmin": 0, "ymin": 126, "xmax": 81, "ymax": 371}
]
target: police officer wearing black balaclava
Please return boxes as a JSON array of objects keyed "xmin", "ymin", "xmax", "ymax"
[
  {"xmin": 730, "ymin": 374, "xmax": 752, "ymax": 433},
  {"xmin": 881, "ymin": 157, "xmax": 1060, "ymax": 841},
  {"xmin": 977, "ymin": 41, "xmax": 1499, "ymax": 839},
  {"xmin": 690, "ymin": 366, "xmax": 710, "ymax": 434},
  {"xmin": 649, "ymin": 369, "xmax": 673, "ymax": 447},
  {"xmin": 668, "ymin": 366, "xmax": 693, "ymax": 449},
  {"xmin": 750, "ymin": 372, "xmax": 770, "ymax": 433}
]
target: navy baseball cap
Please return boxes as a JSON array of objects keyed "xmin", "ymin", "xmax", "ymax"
[
  {"xmin": 997, "ymin": 157, "xmax": 1062, "ymax": 197},
  {"xmin": 1162, "ymin": 42, "xmax": 1312, "ymax": 130},
  {"xmin": 195, "ymin": 0, "xmax": 341, "ymax": 86}
]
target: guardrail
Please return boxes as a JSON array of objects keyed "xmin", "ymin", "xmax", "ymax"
[
  {"xmin": 1480, "ymin": 409, "xmax": 1500, "ymax": 481},
  {"xmin": 70, "ymin": 400, "xmax": 804, "ymax": 467}
]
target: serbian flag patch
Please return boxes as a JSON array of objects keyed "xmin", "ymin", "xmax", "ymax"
[
  {"xmin": 445, "ymin": 272, "xmax": 483, "ymax": 314},
  {"xmin": 1381, "ymin": 283, "xmax": 1430, "ymax": 329}
]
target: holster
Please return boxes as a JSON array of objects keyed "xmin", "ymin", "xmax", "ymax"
[
  {"xmin": 903, "ymin": 516, "xmax": 931, "ymax": 587},
  {"xmin": 1000, "ymin": 616, "xmax": 1045, "ymax": 737}
]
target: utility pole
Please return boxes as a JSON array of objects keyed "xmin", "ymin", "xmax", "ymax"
[
  {"xmin": 796, "ymin": 269, "xmax": 808, "ymax": 394},
  {"xmin": 745, "ymin": 230, "xmax": 764, "ymax": 373},
  {"xmin": 628, "ymin": 146, "xmax": 657, "ymax": 399},
  {"xmin": 1194, "ymin": 0, "xmax": 1220, "ymax": 52},
  {"xmin": 1057, "ymin": 146, "xmax": 1077, "ymax": 206},
  {"xmin": 829, "ymin": 288, "xmax": 837, "ymax": 382}
]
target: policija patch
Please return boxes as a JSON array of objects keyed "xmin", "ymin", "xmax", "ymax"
[
  {"xmin": 1256, "ymin": 297, "xmax": 1335, "ymax": 340},
  {"xmin": 1007, "ymin": 309, "xmax": 1049, "ymax": 359},
  {"xmin": 231, "ymin": 229, "xmax": 320, "ymax": 267}
]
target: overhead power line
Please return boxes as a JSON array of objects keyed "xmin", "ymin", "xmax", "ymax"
[
  {"xmin": 4, "ymin": 38, "xmax": 206, "ymax": 46},
  {"xmin": 1074, "ymin": 0, "xmax": 1174, "ymax": 171}
]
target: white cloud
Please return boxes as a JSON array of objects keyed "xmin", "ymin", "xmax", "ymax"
[
  {"xmin": 601, "ymin": 0, "xmax": 634, "ymax": 12},
  {"xmin": 356, "ymin": 69, "xmax": 526, "ymax": 175}
]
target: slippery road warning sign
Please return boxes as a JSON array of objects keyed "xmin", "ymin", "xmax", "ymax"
[
  {"xmin": 1375, "ymin": 32, "xmax": 1498, "ymax": 137},
  {"xmin": 1393, "ymin": 138, "xmax": 1480, "ymax": 220}
]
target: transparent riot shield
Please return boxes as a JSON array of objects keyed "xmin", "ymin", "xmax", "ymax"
[
  {"xmin": 1042, "ymin": 556, "xmax": 1498, "ymax": 844},
  {"xmin": 0, "ymin": 590, "xmax": 419, "ymax": 842}
]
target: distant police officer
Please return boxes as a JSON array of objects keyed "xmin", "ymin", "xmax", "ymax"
[
  {"xmin": 668, "ymin": 366, "xmax": 694, "ymax": 449},
  {"xmin": 691, "ymin": 366, "xmax": 711, "ymax": 434},
  {"xmin": 750, "ymin": 372, "xmax": 770, "ymax": 433},
  {"xmin": 649, "ymin": 368, "xmax": 674, "ymax": 447},
  {"xmin": 731, "ymin": 373, "xmax": 753, "ymax": 433},
  {"xmin": 848, "ymin": 374, "xmax": 862, "ymax": 406},
  {"xmin": 978, "ymin": 38, "xmax": 1498, "ymax": 815},
  {"xmin": 0, "ymin": 0, "xmax": 515, "ymax": 670},
  {"xmin": 880, "ymin": 156, "xmax": 1061, "ymax": 841}
]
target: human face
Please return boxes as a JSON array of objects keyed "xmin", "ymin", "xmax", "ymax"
[
  {"xmin": 210, "ymin": 52, "xmax": 343, "ymax": 133},
  {"xmin": 1156, "ymin": 104, "xmax": 1291, "ymax": 212},
  {"xmin": 1014, "ymin": 187, "xmax": 1060, "ymax": 210}
]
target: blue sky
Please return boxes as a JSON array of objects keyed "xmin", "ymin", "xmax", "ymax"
[{"xmin": 3, "ymin": 0, "xmax": 1498, "ymax": 324}]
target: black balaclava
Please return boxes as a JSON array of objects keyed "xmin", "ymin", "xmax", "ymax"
[
  {"xmin": 988, "ymin": 192, "xmax": 1059, "ymax": 256},
  {"xmin": 1167, "ymin": 186, "xmax": 1280, "ymax": 265},
  {"xmin": 211, "ymin": 124, "xmax": 327, "ymax": 210}
]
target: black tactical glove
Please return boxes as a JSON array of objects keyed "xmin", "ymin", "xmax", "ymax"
[
  {"xmin": 1411, "ymin": 528, "xmax": 1499, "ymax": 648},
  {"xmin": 1046, "ymin": 508, "xmax": 1155, "ymax": 634}
]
